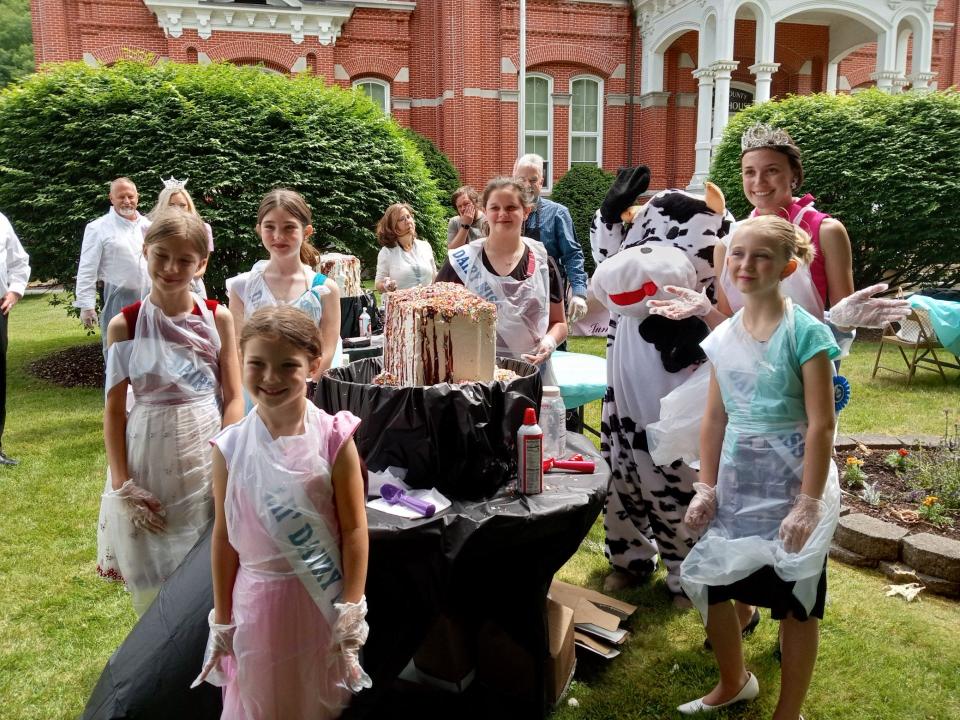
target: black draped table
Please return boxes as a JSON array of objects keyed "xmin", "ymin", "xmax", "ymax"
[{"xmin": 82, "ymin": 434, "xmax": 608, "ymax": 720}]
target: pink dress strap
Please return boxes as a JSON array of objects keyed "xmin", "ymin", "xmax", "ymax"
[{"xmin": 787, "ymin": 195, "xmax": 830, "ymax": 306}]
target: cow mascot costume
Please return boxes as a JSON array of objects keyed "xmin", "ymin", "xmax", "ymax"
[{"xmin": 590, "ymin": 167, "xmax": 732, "ymax": 602}]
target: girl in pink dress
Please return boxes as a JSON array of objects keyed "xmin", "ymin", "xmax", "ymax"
[{"xmin": 193, "ymin": 305, "xmax": 371, "ymax": 719}]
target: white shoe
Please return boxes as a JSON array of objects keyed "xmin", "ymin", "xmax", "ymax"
[{"xmin": 677, "ymin": 672, "xmax": 759, "ymax": 714}]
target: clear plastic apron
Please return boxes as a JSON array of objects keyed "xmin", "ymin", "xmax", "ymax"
[
  {"xmin": 100, "ymin": 294, "xmax": 222, "ymax": 614},
  {"xmin": 680, "ymin": 300, "xmax": 840, "ymax": 621},
  {"xmin": 242, "ymin": 260, "xmax": 342, "ymax": 372},
  {"xmin": 448, "ymin": 238, "xmax": 556, "ymax": 384},
  {"xmin": 228, "ymin": 406, "xmax": 344, "ymax": 626}
]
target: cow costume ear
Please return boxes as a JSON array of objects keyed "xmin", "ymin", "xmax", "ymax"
[{"xmin": 704, "ymin": 181, "xmax": 725, "ymax": 215}]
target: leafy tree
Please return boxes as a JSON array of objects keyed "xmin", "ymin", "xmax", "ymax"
[
  {"xmin": 400, "ymin": 127, "xmax": 461, "ymax": 210},
  {"xmin": 710, "ymin": 90, "xmax": 960, "ymax": 290},
  {"xmin": 550, "ymin": 164, "xmax": 614, "ymax": 274},
  {"xmin": 0, "ymin": 59, "xmax": 447, "ymax": 293},
  {"xmin": 0, "ymin": 0, "xmax": 33, "ymax": 88}
]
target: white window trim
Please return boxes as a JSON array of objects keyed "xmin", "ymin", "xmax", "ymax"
[
  {"xmin": 525, "ymin": 72, "xmax": 554, "ymax": 190},
  {"xmin": 568, "ymin": 75, "xmax": 604, "ymax": 169},
  {"xmin": 352, "ymin": 78, "xmax": 391, "ymax": 116}
]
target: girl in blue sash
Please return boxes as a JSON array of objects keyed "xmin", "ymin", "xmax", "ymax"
[
  {"xmin": 227, "ymin": 189, "xmax": 343, "ymax": 379},
  {"xmin": 678, "ymin": 216, "xmax": 840, "ymax": 720},
  {"xmin": 195, "ymin": 305, "xmax": 370, "ymax": 719}
]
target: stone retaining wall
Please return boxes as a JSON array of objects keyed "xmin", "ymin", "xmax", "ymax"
[{"xmin": 830, "ymin": 510, "xmax": 960, "ymax": 598}]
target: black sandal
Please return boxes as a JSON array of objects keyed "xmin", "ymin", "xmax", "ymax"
[{"xmin": 703, "ymin": 608, "xmax": 761, "ymax": 650}]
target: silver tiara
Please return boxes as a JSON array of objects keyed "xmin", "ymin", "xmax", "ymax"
[
  {"xmin": 741, "ymin": 122, "xmax": 795, "ymax": 151},
  {"xmin": 162, "ymin": 176, "xmax": 188, "ymax": 190}
]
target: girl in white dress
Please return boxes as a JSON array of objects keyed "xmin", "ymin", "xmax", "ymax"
[
  {"xmin": 96, "ymin": 213, "xmax": 243, "ymax": 615},
  {"xmin": 228, "ymin": 189, "xmax": 342, "ymax": 377},
  {"xmin": 374, "ymin": 203, "xmax": 437, "ymax": 292}
]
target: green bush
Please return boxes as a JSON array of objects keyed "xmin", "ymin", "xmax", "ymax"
[
  {"xmin": 709, "ymin": 90, "xmax": 960, "ymax": 290},
  {"xmin": 0, "ymin": 59, "xmax": 448, "ymax": 294},
  {"xmin": 400, "ymin": 127, "xmax": 460, "ymax": 210},
  {"xmin": 550, "ymin": 164, "xmax": 614, "ymax": 274}
]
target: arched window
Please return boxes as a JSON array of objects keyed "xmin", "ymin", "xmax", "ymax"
[
  {"xmin": 569, "ymin": 76, "xmax": 603, "ymax": 168},
  {"xmin": 524, "ymin": 73, "xmax": 553, "ymax": 188},
  {"xmin": 353, "ymin": 78, "xmax": 390, "ymax": 116}
]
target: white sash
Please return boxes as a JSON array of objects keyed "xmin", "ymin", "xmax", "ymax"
[{"xmin": 241, "ymin": 408, "xmax": 343, "ymax": 626}]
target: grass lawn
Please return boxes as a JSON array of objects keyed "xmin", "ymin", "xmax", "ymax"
[{"xmin": 1, "ymin": 295, "xmax": 957, "ymax": 719}]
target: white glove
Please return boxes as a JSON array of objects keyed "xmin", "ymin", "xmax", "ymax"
[
  {"xmin": 521, "ymin": 334, "xmax": 558, "ymax": 366},
  {"xmin": 828, "ymin": 283, "xmax": 911, "ymax": 329},
  {"xmin": 647, "ymin": 285, "xmax": 712, "ymax": 320},
  {"xmin": 108, "ymin": 479, "xmax": 166, "ymax": 533},
  {"xmin": 190, "ymin": 609, "xmax": 236, "ymax": 688},
  {"xmin": 683, "ymin": 482, "xmax": 717, "ymax": 533},
  {"xmin": 80, "ymin": 308, "xmax": 99, "ymax": 329},
  {"xmin": 779, "ymin": 493, "xmax": 827, "ymax": 553},
  {"xmin": 567, "ymin": 296, "xmax": 588, "ymax": 323},
  {"xmin": 333, "ymin": 596, "xmax": 372, "ymax": 693}
]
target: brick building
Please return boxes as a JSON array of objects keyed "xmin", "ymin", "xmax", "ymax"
[{"xmin": 30, "ymin": 0, "xmax": 959, "ymax": 192}]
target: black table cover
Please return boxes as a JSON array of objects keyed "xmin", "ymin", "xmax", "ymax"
[{"xmin": 82, "ymin": 434, "xmax": 608, "ymax": 720}]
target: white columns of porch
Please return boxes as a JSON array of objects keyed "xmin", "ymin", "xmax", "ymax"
[
  {"xmin": 749, "ymin": 62, "xmax": 780, "ymax": 103},
  {"xmin": 688, "ymin": 67, "xmax": 715, "ymax": 190},
  {"xmin": 710, "ymin": 60, "xmax": 739, "ymax": 149}
]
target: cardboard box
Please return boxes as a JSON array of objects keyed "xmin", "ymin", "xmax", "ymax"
[
  {"xmin": 412, "ymin": 614, "xmax": 476, "ymax": 693},
  {"xmin": 475, "ymin": 597, "xmax": 576, "ymax": 706},
  {"xmin": 546, "ymin": 596, "xmax": 577, "ymax": 704},
  {"xmin": 549, "ymin": 580, "xmax": 636, "ymax": 659}
]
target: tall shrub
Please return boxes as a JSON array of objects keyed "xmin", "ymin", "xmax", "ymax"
[
  {"xmin": 0, "ymin": 59, "xmax": 448, "ymax": 293},
  {"xmin": 400, "ymin": 127, "xmax": 461, "ymax": 210},
  {"xmin": 550, "ymin": 164, "xmax": 614, "ymax": 274},
  {"xmin": 710, "ymin": 90, "xmax": 960, "ymax": 290}
]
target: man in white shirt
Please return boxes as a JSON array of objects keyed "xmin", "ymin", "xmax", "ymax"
[
  {"xmin": 74, "ymin": 177, "xmax": 151, "ymax": 355},
  {"xmin": 0, "ymin": 210, "xmax": 30, "ymax": 465}
]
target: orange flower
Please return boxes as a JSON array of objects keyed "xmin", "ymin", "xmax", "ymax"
[
  {"xmin": 846, "ymin": 457, "xmax": 863, "ymax": 466},
  {"xmin": 923, "ymin": 496, "xmax": 939, "ymax": 507},
  {"xmin": 898, "ymin": 448, "xmax": 909, "ymax": 457}
]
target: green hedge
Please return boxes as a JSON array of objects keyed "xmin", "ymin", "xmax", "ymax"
[
  {"xmin": 400, "ymin": 127, "xmax": 460, "ymax": 210},
  {"xmin": 550, "ymin": 164, "xmax": 614, "ymax": 274},
  {"xmin": 709, "ymin": 90, "xmax": 960, "ymax": 290},
  {"xmin": 0, "ymin": 59, "xmax": 448, "ymax": 294}
]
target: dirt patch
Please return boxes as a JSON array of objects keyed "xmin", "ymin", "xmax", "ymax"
[
  {"xmin": 840, "ymin": 445, "xmax": 959, "ymax": 542},
  {"xmin": 29, "ymin": 342, "xmax": 104, "ymax": 388}
]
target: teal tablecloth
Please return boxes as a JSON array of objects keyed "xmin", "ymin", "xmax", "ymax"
[
  {"xmin": 551, "ymin": 350, "xmax": 607, "ymax": 410},
  {"xmin": 910, "ymin": 295, "xmax": 960, "ymax": 355}
]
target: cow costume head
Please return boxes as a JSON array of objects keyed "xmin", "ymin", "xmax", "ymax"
[{"xmin": 593, "ymin": 183, "xmax": 732, "ymax": 372}]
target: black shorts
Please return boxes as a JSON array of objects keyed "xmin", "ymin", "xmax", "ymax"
[{"xmin": 706, "ymin": 560, "xmax": 828, "ymax": 621}]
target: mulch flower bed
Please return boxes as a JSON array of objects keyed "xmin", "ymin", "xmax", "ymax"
[
  {"xmin": 840, "ymin": 444, "xmax": 960, "ymax": 542},
  {"xmin": 29, "ymin": 342, "xmax": 105, "ymax": 388}
]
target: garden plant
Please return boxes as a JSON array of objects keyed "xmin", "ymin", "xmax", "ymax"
[{"xmin": 550, "ymin": 164, "xmax": 614, "ymax": 275}]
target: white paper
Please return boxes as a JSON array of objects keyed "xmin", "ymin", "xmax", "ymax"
[
  {"xmin": 367, "ymin": 466, "xmax": 409, "ymax": 498},
  {"xmin": 367, "ymin": 487, "xmax": 452, "ymax": 519}
]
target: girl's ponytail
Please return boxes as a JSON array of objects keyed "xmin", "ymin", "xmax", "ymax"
[{"xmin": 300, "ymin": 238, "xmax": 320, "ymax": 267}]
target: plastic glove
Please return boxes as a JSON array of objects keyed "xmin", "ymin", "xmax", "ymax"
[
  {"xmin": 190, "ymin": 609, "xmax": 236, "ymax": 688},
  {"xmin": 521, "ymin": 334, "xmax": 558, "ymax": 366},
  {"xmin": 828, "ymin": 283, "xmax": 911, "ymax": 329},
  {"xmin": 567, "ymin": 296, "xmax": 588, "ymax": 323},
  {"xmin": 108, "ymin": 479, "xmax": 166, "ymax": 533},
  {"xmin": 779, "ymin": 493, "xmax": 827, "ymax": 553},
  {"xmin": 684, "ymin": 482, "xmax": 717, "ymax": 533},
  {"xmin": 333, "ymin": 596, "xmax": 372, "ymax": 693},
  {"xmin": 647, "ymin": 285, "xmax": 712, "ymax": 320},
  {"xmin": 599, "ymin": 166, "xmax": 651, "ymax": 224},
  {"xmin": 80, "ymin": 308, "xmax": 98, "ymax": 329}
]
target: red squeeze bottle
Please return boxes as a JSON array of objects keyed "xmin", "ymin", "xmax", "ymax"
[{"xmin": 517, "ymin": 407, "xmax": 543, "ymax": 495}]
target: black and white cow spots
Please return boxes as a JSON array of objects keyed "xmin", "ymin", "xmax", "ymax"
[{"xmin": 590, "ymin": 186, "xmax": 732, "ymax": 594}]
